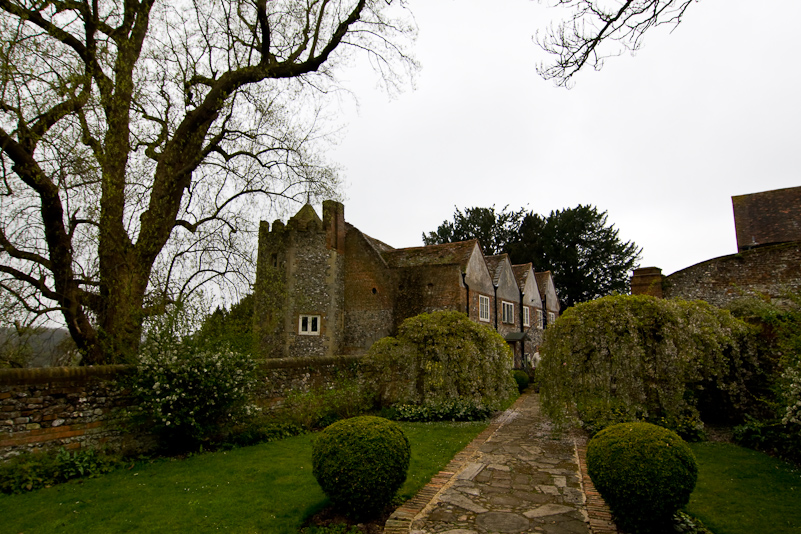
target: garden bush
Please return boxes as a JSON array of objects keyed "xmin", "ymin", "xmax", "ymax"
[
  {"xmin": 126, "ymin": 327, "xmax": 259, "ymax": 451},
  {"xmin": 390, "ymin": 398, "xmax": 494, "ymax": 422},
  {"xmin": 364, "ymin": 310, "xmax": 517, "ymax": 411},
  {"xmin": 0, "ymin": 447, "xmax": 123, "ymax": 494},
  {"xmin": 587, "ymin": 422, "xmax": 698, "ymax": 532},
  {"xmin": 282, "ymin": 379, "xmax": 375, "ymax": 429},
  {"xmin": 727, "ymin": 294, "xmax": 801, "ymax": 464},
  {"xmin": 539, "ymin": 295, "xmax": 760, "ymax": 435},
  {"xmin": 311, "ymin": 416, "xmax": 410, "ymax": 519},
  {"xmin": 512, "ymin": 370, "xmax": 530, "ymax": 392}
]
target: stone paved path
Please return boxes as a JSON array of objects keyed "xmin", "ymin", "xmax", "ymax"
[{"xmin": 384, "ymin": 393, "xmax": 619, "ymax": 534}]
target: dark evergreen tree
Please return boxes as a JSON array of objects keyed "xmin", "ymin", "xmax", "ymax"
[
  {"xmin": 510, "ymin": 206, "xmax": 641, "ymax": 308},
  {"xmin": 423, "ymin": 205, "xmax": 641, "ymax": 310},
  {"xmin": 423, "ymin": 206, "xmax": 526, "ymax": 256},
  {"xmin": 195, "ymin": 294, "xmax": 255, "ymax": 356}
]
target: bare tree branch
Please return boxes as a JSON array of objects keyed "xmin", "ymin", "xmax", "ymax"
[{"xmin": 537, "ymin": 0, "xmax": 696, "ymax": 87}]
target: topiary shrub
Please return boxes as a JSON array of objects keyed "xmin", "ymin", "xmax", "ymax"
[
  {"xmin": 311, "ymin": 416, "xmax": 410, "ymax": 519},
  {"xmin": 512, "ymin": 370, "xmax": 530, "ymax": 393},
  {"xmin": 587, "ymin": 422, "xmax": 698, "ymax": 532}
]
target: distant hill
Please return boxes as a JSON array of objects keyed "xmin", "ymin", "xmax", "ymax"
[{"xmin": 0, "ymin": 327, "xmax": 79, "ymax": 368}]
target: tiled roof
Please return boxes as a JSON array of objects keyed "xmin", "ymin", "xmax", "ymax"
[
  {"xmin": 361, "ymin": 232, "xmax": 395, "ymax": 254},
  {"xmin": 383, "ymin": 240, "xmax": 479, "ymax": 270},
  {"xmin": 344, "ymin": 223, "xmax": 393, "ymax": 267},
  {"xmin": 732, "ymin": 186, "xmax": 801, "ymax": 251},
  {"xmin": 484, "ymin": 254, "xmax": 510, "ymax": 285},
  {"xmin": 534, "ymin": 271, "xmax": 553, "ymax": 298},
  {"xmin": 512, "ymin": 263, "xmax": 533, "ymax": 289}
]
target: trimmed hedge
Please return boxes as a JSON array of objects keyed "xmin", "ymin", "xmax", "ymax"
[
  {"xmin": 587, "ymin": 422, "xmax": 698, "ymax": 532},
  {"xmin": 311, "ymin": 416, "xmax": 410, "ymax": 519}
]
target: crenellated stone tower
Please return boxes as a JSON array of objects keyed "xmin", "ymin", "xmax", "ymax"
[{"xmin": 254, "ymin": 200, "xmax": 346, "ymax": 358}]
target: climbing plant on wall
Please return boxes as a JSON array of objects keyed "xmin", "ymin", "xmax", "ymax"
[
  {"xmin": 539, "ymin": 295, "xmax": 760, "ymax": 438},
  {"xmin": 364, "ymin": 310, "xmax": 518, "ymax": 411}
]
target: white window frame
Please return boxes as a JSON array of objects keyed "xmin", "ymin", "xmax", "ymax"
[
  {"xmin": 536, "ymin": 309, "xmax": 543, "ymax": 328},
  {"xmin": 479, "ymin": 295, "xmax": 490, "ymax": 322},
  {"xmin": 523, "ymin": 306, "xmax": 530, "ymax": 327},
  {"xmin": 298, "ymin": 314, "xmax": 321, "ymax": 336},
  {"xmin": 547, "ymin": 311, "xmax": 556, "ymax": 326},
  {"xmin": 502, "ymin": 301, "xmax": 515, "ymax": 324}
]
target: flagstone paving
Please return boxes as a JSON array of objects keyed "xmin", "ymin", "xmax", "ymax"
[{"xmin": 384, "ymin": 393, "xmax": 619, "ymax": 534}]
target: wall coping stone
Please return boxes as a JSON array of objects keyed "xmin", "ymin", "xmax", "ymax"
[
  {"xmin": 0, "ymin": 365, "xmax": 131, "ymax": 386},
  {"xmin": 260, "ymin": 354, "xmax": 365, "ymax": 370},
  {"xmin": 666, "ymin": 241, "xmax": 801, "ymax": 277}
]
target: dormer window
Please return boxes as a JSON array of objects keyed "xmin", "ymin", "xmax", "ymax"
[{"xmin": 299, "ymin": 315, "xmax": 321, "ymax": 335}]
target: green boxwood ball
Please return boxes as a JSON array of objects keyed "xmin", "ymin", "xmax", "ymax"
[
  {"xmin": 512, "ymin": 370, "xmax": 530, "ymax": 392},
  {"xmin": 311, "ymin": 416, "xmax": 411, "ymax": 519},
  {"xmin": 587, "ymin": 422, "xmax": 698, "ymax": 532}
]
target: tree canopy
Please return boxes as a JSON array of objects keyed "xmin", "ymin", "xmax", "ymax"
[
  {"xmin": 424, "ymin": 205, "xmax": 641, "ymax": 309},
  {"xmin": 0, "ymin": 0, "xmax": 415, "ymax": 363},
  {"xmin": 509, "ymin": 205, "xmax": 641, "ymax": 308},
  {"xmin": 0, "ymin": 0, "xmax": 699, "ymax": 363},
  {"xmin": 422, "ymin": 206, "xmax": 526, "ymax": 256}
]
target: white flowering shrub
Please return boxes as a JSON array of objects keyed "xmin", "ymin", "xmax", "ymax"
[
  {"xmin": 540, "ymin": 295, "xmax": 760, "ymax": 438},
  {"xmin": 128, "ymin": 332, "xmax": 259, "ymax": 449}
]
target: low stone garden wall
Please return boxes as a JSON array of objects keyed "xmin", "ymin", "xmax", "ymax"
[
  {"xmin": 0, "ymin": 355, "xmax": 366, "ymax": 460},
  {"xmin": 0, "ymin": 365, "xmax": 143, "ymax": 460}
]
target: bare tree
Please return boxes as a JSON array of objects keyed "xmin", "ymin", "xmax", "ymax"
[
  {"xmin": 537, "ymin": 0, "xmax": 695, "ymax": 87},
  {"xmin": 0, "ymin": 0, "xmax": 416, "ymax": 364}
]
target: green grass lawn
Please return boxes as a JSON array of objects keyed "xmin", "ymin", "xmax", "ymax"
[
  {"xmin": 0, "ymin": 421, "xmax": 486, "ymax": 534},
  {"xmin": 688, "ymin": 442, "xmax": 801, "ymax": 534}
]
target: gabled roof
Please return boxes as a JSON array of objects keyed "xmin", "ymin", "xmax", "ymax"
[
  {"xmin": 535, "ymin": 271, "xmax": 555, "ymax": 299},
  {"xmin": 484, "ymin": 254, "xmax": 511, "ymax": 286},
  {"xmin": 345, "ymin": 223, "xmax": 393, "ymax": 268},
  {"xmin": 361, "ymin": 232, "xmax": 395, "ymax": 254},
  {"xmin": 512, "ymin": 263, "xmax": 533, "ymax": 289},
  {"xmin": 382, "ymin": 240, "xmax": 480, "ymax": 271}
]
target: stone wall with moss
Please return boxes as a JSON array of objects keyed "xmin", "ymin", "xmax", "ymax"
[
  {"xmin": 0, "ymin": 366, "xmax": 153, "ymax": 460},
  {"xmin": 1, "ymin": 356, "xmax": 365, "ymax": 460}
]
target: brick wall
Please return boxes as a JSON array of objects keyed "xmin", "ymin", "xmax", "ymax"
[
  {"xmin": 343, "ymin": 229, "xmax": 396, "ymax": 352},
  {"xmin": 663, "ymin": 242, "xmax": 801, "ymax": 307}
]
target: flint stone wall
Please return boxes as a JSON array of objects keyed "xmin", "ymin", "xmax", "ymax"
[
  {"xmin": 1, "ymin": 355, "xmax": 365, "ymax": 460},
  {"xmin": 664, "ymin": 242, "xmax": 801, "ymax": 307}
]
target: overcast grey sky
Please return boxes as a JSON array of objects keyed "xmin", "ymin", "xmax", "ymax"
[{"xmin": 326, "ymin": 0, "xmax": 801, "ymax": 276}]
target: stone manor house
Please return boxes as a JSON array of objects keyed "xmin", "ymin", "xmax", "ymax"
[{"xmin": 254, "ymin": 201, "xmax": 559, "ymax": 368}]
